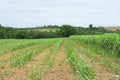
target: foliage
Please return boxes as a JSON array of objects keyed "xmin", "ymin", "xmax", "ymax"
[
  {"xmin": 0, "ymin": 24, "xmax": 112, "ymax": 39},
  {"xmin": 8, "ymin": 39, "xmax": 57, "ymax": 68},
  {"xmin": 70, "ymin": 39, "xmax": 119, "ymax": 74},
  {"xmin": 60, "ymin": 25, "xmax": 76, "ymax": 37},
  {"xmin": 89, "ymin": 24, "xmax": 93, "ymax": 29},
  {"xmin": 28, "ymin": 39, "xmax": 63, "ymax": 80},
  {"xmin": 70, "ymin": 33, "xmax": 120, "ymax": 57},
  {"xmin": 64, "ymin": 40, "xmax": 95, "ymax": 80}
]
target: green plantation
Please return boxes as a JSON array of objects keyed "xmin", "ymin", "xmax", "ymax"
[
  {"xmin": 0, "ymin": 33, "xmax": 120, "ymax": 80},
  {"xmin": 70, "ymin": 34, "xmax": 120, "ymax": 60}
]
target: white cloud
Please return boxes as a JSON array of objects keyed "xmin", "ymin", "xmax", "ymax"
[{"xmin": 0, "ymin": 0, "xmax": 120, "ymax": 27}]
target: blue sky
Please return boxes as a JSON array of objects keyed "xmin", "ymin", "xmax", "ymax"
[{"xmin": 0, "ymin": 0, "xmax": 120, "ymax": 28}]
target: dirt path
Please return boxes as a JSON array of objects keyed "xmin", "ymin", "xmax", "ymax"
[
  {"xmin": 42, "ymin": 44, "xmax": 75, "ymax": 80},
  {"xmin": 2, "ymin": 46, "xmax": 52, "ymax": 80},
  {"xmin": 70, "ymin": 41, "xmax": 119, "ymax": 80}
]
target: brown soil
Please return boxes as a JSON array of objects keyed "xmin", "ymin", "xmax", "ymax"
[
  {"xmin": 70, "ymin": 42, "xmax": 119, "ymax": 80},
  {"xmin": 2, "ymin": 46, "xmax": 52, "ymax": 80},
  {"xmin": 42, "ymin": 44, "xmax": 75, "ymax": 80},
  {"xmin": 94, "ymin": 62, "xmax": 118, "ymax": 80}
]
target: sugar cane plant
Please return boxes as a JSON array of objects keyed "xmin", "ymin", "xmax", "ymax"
[{"xmin": 64, "ymin": 40, "xmax": 95, "ymax": 80}]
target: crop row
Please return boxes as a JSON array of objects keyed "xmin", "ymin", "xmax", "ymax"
[
  {"xmin": 64, "ymin": 40, "xmax": 95, "ymax": 80},
  {"xmin": 0, "ymin": 39, "xmax": 63, "ymax": 80},
  {"xmin": 69, "ymin": 39, "xmax": 119, "ymax": 75},
  {"xmin": 0, "ymin": 39, "xmax": 59, "ymax": 68},
  {"xmin": 0, "ymin": 39, "xmax": 49, "ymax": 56},
  {"xmin": 8, "ymin": 39, "xmax": 59, "ymax": 68},
  {"xmin": 28, "ymin": 39, "xmax": 63, "ymax": 80},
  {"xmin": 70, "ymin": 34, "xmax": 120, "ymax": 61}
]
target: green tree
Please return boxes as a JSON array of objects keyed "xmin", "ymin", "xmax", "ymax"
[
  {"xmin": 15, "ymin": 30, "xmax": 26, "ymax": 39},
  {"xmin": 89, "ymin": 24, "xmax": 93, "ymax": 29},
  {"xmin": 0, "ymin": 32, "xmax": 4, "ymax": 38},
  {"xmin": 60, "ymin": 25, "xmax": 76, "ymax": 37}
]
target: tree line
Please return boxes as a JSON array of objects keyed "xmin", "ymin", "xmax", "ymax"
[{"xmin": 0, "ymin": 24, "xmax": 111, "ymax": 39}]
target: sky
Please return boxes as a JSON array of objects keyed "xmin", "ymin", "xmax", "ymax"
[{"xmin": 0, "ymin": 0, "xmax": 120, "ymax": 28}]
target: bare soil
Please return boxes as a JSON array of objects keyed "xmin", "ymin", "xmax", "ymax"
[
  {"xmin": 94, "ymin": 62, "xmax": 118, "ymax": 80},
  {"xmin": 42, "ymin": 44, "xmax": 75, "ymax": 80}
]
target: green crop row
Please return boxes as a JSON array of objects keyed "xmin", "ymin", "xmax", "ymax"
[
  {"xmin": 0, "ymin": 39, "xmax": 19, "ymax": 46},
  {"xmin": 28, "ymin": 39, "xmax": 63, "ymax": 80},
  {"xmin": 69, "ymin": 39, "xmax": 120, "ymax": 74},
  {"xmin": 64, "ymin": 40, "xmax": 95, "ymax": 80},
  {"xmin": 0, "ymin": 39, "xmax": 47, "ymax": 56},
  {"xmin": 70, "ymin": 34, "xmax": 120, "ymax": 61},
  {"xmin": 7, "ymin": 39, "xmax": 59, "ymax": 68}
]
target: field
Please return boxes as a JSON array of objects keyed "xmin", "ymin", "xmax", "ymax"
[
  {"xmin": 27, "ymin": 28, "xmax": 59, "ymax": 32},
  {"xmin": 104, "ymin": 27, "xmax": 120, "ymax": 31},
  {"xmin": 0, "ymin": 34, "xmax": 120, "ymax": 80}
]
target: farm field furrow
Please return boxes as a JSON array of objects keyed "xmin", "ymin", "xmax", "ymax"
[
  {"xmin": 0, "ymin": 39, "xmax": 60, "ymax": 80},
  {"xmin": 69, "ymin": 38, "xmax": 120, "ymax": 75},
  {"xmin": 0, "ymin": 44, "xmax": 38, "ymax": 61},
  {"xmin": 7, "ymin": 39, "xmax": 57, "ymax": 68},
  {"xmin": 0, "ymin": 39, "xmax": 46, "ymax": 57},
  {"xmin": 64, "ymin": 40, "xmax": 95, "ymax": 80},
  {"xmin": 4, "ymin": 46, "xmax": 53, "ymax": 80},
  {"xmin": 0, "ymin": 39, "xmax": 57, "ymax": 69},
  {"xmin": 27, "ymin": 39, "xmax": 63, "ymax": 80},
  {"xmin": 0, "ymin": 34, "xmax": 120, "ymax": 80},
  {"xmin": 70, "ymin": 34, "xmax": 120, "ymax": 63},
  {"xmin": 42, "ymin": 43, "xmax": 75, "ymax": 80},
  {"xmin": 69, "ymin": 40, "xmax": 117, "ymax": 80}
]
